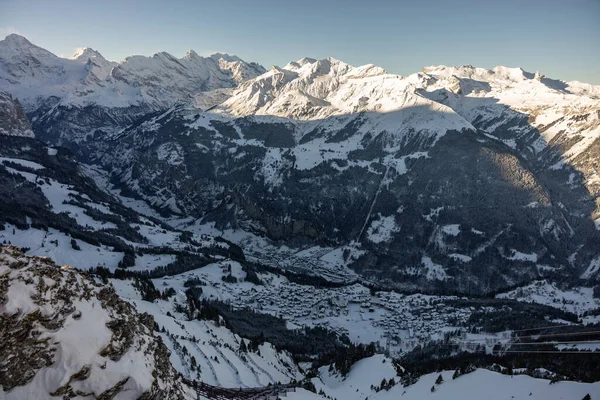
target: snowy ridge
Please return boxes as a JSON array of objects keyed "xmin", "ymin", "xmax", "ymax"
[
  {"xmin": 216, "ymin": 57, "xmax": 475, "ymax": 138},
  {"xmin": 0, "ymin": 34, "xmax": 265, "ymax": 110},
  {"xmin": 420, "ymin": 64, "xmax": 600, "ymax": 161}
]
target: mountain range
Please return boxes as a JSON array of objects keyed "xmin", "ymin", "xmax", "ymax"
[
  {"xmin": 1, "ymin": 34, "xmax": 600, "ymax": 294},
  {"xmin": 1, "ymin": 33, "xmax": 600, "ymax": 399}
]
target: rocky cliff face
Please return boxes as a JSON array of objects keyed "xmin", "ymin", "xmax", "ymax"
[
  {"xmin": 0, "ymin": 246, "xmax": 194, "ymax": 399},
  {"xmin": 0, "ymin": 92, "xmax": 34, "ymax": 137}
]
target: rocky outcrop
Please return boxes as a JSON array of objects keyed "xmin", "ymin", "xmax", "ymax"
[
  {"xmin": 0, "ymin": 246, "xmax": 194, "ymax": 399},
  {"xmin": 0, "ymin": 92, "xmax": 33, "ymax": 137}
]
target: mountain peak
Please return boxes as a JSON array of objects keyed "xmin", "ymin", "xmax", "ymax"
[
  {"xmin": 283, "ymin": 57, "xmax": 350, "ymax": 75},
  {"xmin": 2, "ymin": 33, "xmax": 33, "ymax": 46},
  {"xmin": 184, "ymin": 49, "xmax": 199, "ymax": 59},
  {"xmin": 283, "ymin": 57, "xmax": 316, "ymax": 71},
  {"xmin": 211, "ymin": 52, "xmax": 242, "ymax": 63},
  {"xmin": 0, "ymin": 33, "xmax": 58, "ymax": 63},
  {"xmin": 422, "ymin": 64, "xmax": 535, "ymax": 83},
  {"xmin": 71, "ymin": 47, "xmax": 106, "ymax": 62}
]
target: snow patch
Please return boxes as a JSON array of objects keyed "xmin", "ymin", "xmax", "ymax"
[{"xmin": 366, "ymin": 214, "xmax": 399, "ymax": 244}]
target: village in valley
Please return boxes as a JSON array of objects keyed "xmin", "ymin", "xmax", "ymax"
[{"xmin": 154, "ymin": 259, "xmax": 514, "ymax": 357}]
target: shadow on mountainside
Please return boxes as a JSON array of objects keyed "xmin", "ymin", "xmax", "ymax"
[{"xmin": 26, "ymin": 90, "xmax": 600, "ymax": 295}]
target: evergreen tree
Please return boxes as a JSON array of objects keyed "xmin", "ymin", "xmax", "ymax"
[
  {"xmin": 452, "ymin": 368, "xmax": 460, "ymax": 380},
  {"xmin": 70, "ymin": 238, "xmax": 81, "ymax": 250},
  {"xmin": 435, "ymin": 374, "xmax": 444, "ymax": 385}
]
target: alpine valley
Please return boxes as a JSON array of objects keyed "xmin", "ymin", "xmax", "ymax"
[{"xmin": 1, "ymin": 34, "xmax": 599, "ymax": 399}]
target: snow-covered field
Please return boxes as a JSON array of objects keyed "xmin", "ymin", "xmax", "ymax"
[
  {"xmin": 0, "ymin": 224, "xmax": 124, "ymax": 269},
  {"xmin": 497, "ymin": 280, "xmax": 600, "ymax": 318},
  {"xmin": 299, "ymin": 355, "xmax": 600, "ymax": 400}
]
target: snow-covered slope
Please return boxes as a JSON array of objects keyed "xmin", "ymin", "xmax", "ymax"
[
  {"xmin": 215, "ymin": 57, "xmax": 473, "ymax": 148},
  {"xmin": 420, "ymin": 65, "xmax": 600, "ymax": 160},
  {"xmin": 111, "ymin": 278, "xmax": 303, "ymax": 388},
  {"xmin": 418, "ymin": 65, "xmax": 600, "ymax": 234},
  {"xmin": 219, "ymin": 57, "xmax": 463, "ymax": 124},
  {"xmin": 297, "ymin": 355, "xmax": 600, "ymax": 400},
  {"xmin": 0, "ymin": 246, "xmax": 194, "ymax": 399}
]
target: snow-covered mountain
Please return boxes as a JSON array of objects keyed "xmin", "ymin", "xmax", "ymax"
[
  {"xmin": 0, "ymin": 34, "xmax": 265, "ymax": 145},
  {"xmin": 1, "ymin": 57, "xmax": 600, "ymax": 400},
  {"xmin": 0, "ymin": 34, "xmax": 265, "ymax": 110},
  {"xmin": 66, "ymin": 56, "xmax": 599, "ymax": 293},
  {"xmin": 418, "ymin": 64, "xmax": 600, "ymax": 229}
]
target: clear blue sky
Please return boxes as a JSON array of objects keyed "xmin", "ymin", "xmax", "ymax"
[{"xmin": 1, "ymin": 0, "xmax": 599, "ymax": 83}]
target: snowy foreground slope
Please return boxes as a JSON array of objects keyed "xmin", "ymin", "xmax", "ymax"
[
  {"xmin": 111, "ymin": 278, "xmax": 303, "ymax": 389},
  {"xmin": 0, "ymin": 246, "xmax": 194, "ymax": 400},
  {"xmin": 0, "ymin": 247, "xmax": 304, "ymax": 399},
  {"xmin": 295, "ymin": 355, "xmax": 600, "ymax": 400},
  {"xmin": 2, "ymin": 246, "xmax": 598, "ymax": 399}
]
